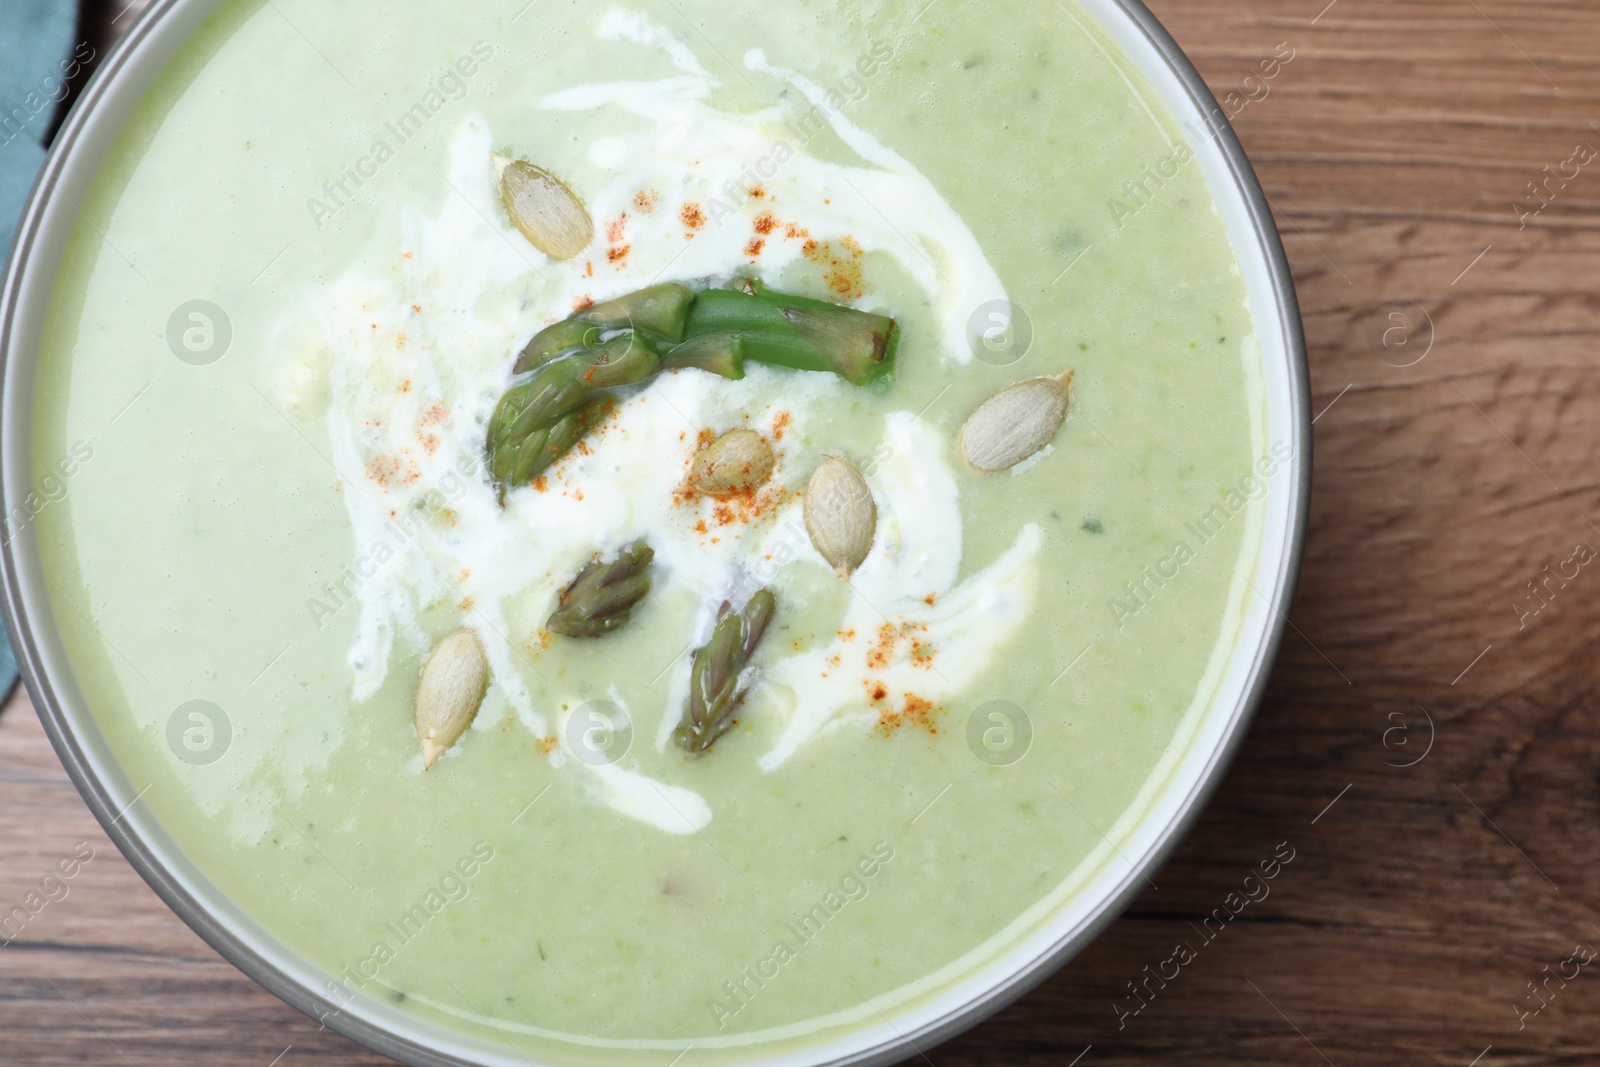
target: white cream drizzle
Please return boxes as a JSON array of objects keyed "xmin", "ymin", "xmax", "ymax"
[
  {"xmin": 555, "ymin": 691, "xmax": 713, "ymax": 834},
  {"xmin": 754, "ymin": 416, "xmax": 1042, "ymax": 771},
  {"xmin": 291, "ymin": 9, "xmax": 1039, "ymax": 835}
]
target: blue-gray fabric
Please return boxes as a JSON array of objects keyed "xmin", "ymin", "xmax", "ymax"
[{"xmin": 0, "ymin": 0, "xmax": 76, "ymax": 697}]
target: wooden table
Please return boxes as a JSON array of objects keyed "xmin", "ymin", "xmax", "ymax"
[{"xmin": 5, "ymin": 0, "xmax": 1598, "ymax": 1063}]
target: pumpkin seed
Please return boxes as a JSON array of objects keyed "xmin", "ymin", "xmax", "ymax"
[
  {"xmin": 690, "ymin": 429, "xmax": 776, "ymax": 497},
  {"xmin": 803, "ymin": 455, "xmax": 876, "ymax": 577},
  {"xmin": 496, "ymin": 156, "xmax": 593, "ymax": 260},
  {"xmin": 959, "ymin": 371, "xmax": 1073, "ymax": 472},
  {"xmin": 413, "ymin": 629, "xmax": 489, "ymax": 769}
]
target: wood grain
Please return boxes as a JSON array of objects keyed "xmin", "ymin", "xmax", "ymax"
[{"xmin": 6, "ymin": 0, "xmax": 1600, "ymax": 1063}]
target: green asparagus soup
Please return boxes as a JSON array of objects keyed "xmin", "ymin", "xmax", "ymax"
[{"xmin": 28, "ymin": 0, "xmax": 1276, "ymax": 1061}]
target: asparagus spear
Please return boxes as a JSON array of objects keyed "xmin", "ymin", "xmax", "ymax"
[
  {"xmin": 487, "ymin": 282, "xmax": 898, "ymax": 499},
  {"xmin": 546, "ymin": 540, "xmax": 655, "ymax": 637},
  {"xmin": 658, "ymin": 333, "xmax": 746, "ymax": 380},
  {"xmin": 673, "ymin": 590, "xmax": 777, "ymax": 755},
  {"xmin": 503, "ymin": 396, "xmax": 613, "ymax": 489},
  {"xmin": 581, "ymin": 283, "xmax": 697, "ymax": 339},
  {"xmin": 505, "ymin": 335, "xmax": 659, "ymax": 441},
  {"xmin": 514, "ymin": 284, "xmax": 695, "ymax": 373},
  {"xmin": 487, "ymin": 336, "xmax": 659, "ymax": 493},
  {"xmin": 511, "ymin": 317, "xmax": 598, "ymax": 374},
  {"xmin": 682, "ymin": 284, "xmax": 897, "ymax": 386}
]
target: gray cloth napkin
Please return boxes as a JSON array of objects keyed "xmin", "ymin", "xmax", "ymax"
[{"xmin": 0, "ymin": 0, "xmax": 78, "ymax": 699}]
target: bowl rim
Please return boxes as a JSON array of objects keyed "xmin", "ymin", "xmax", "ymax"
[{"xmin": 0, "ymin": 1, "xmax": 1310, "ymax": 1064}]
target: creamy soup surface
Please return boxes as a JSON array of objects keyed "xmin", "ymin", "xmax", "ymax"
[{"xmin": 30, "ymin": 0, "xmax": 1275, "ymax": 1061}]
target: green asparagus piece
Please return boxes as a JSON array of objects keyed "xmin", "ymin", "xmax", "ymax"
[
  {"xmin": 581, "ymin": 282, "xmax": 696, "ymax": 338},
  {"xmin": 658, "ymin": 334, "xmax": 746, "ymax": 380},
  {"xmin": 673, "ymin": 590, "xmax": 777, "ymax": 755},
  {"xmin": 488, "ymin": 336, "xmax": 659, "ymax": 496},
  {"xmin": 505, "ymin": 335, "xmax": 659, "ymax": 442},
  {"xmin": 506, "ymin": 396, "xmax": 613, "ymax": 488},
  {"xmin": 514, "ymin": 284, "xmax": 695, "ymax": 374},
  {"xmin": 512, "ymin": 318, "xmax": 599, "ymax": 374},
  {"xmin": 487, "ymin": 282, "xmax": 898, "ymax": 499},
  {"xmin": 483, "ymin": 348, "xmax": 646, "ymax": 499},
  {"xmin": 546, "ymin": 540, "xmax": 655, "ymax": 638},
  {"xmin": 683, "ymin": 285, "xmax": 898, "ymax": 385}
]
